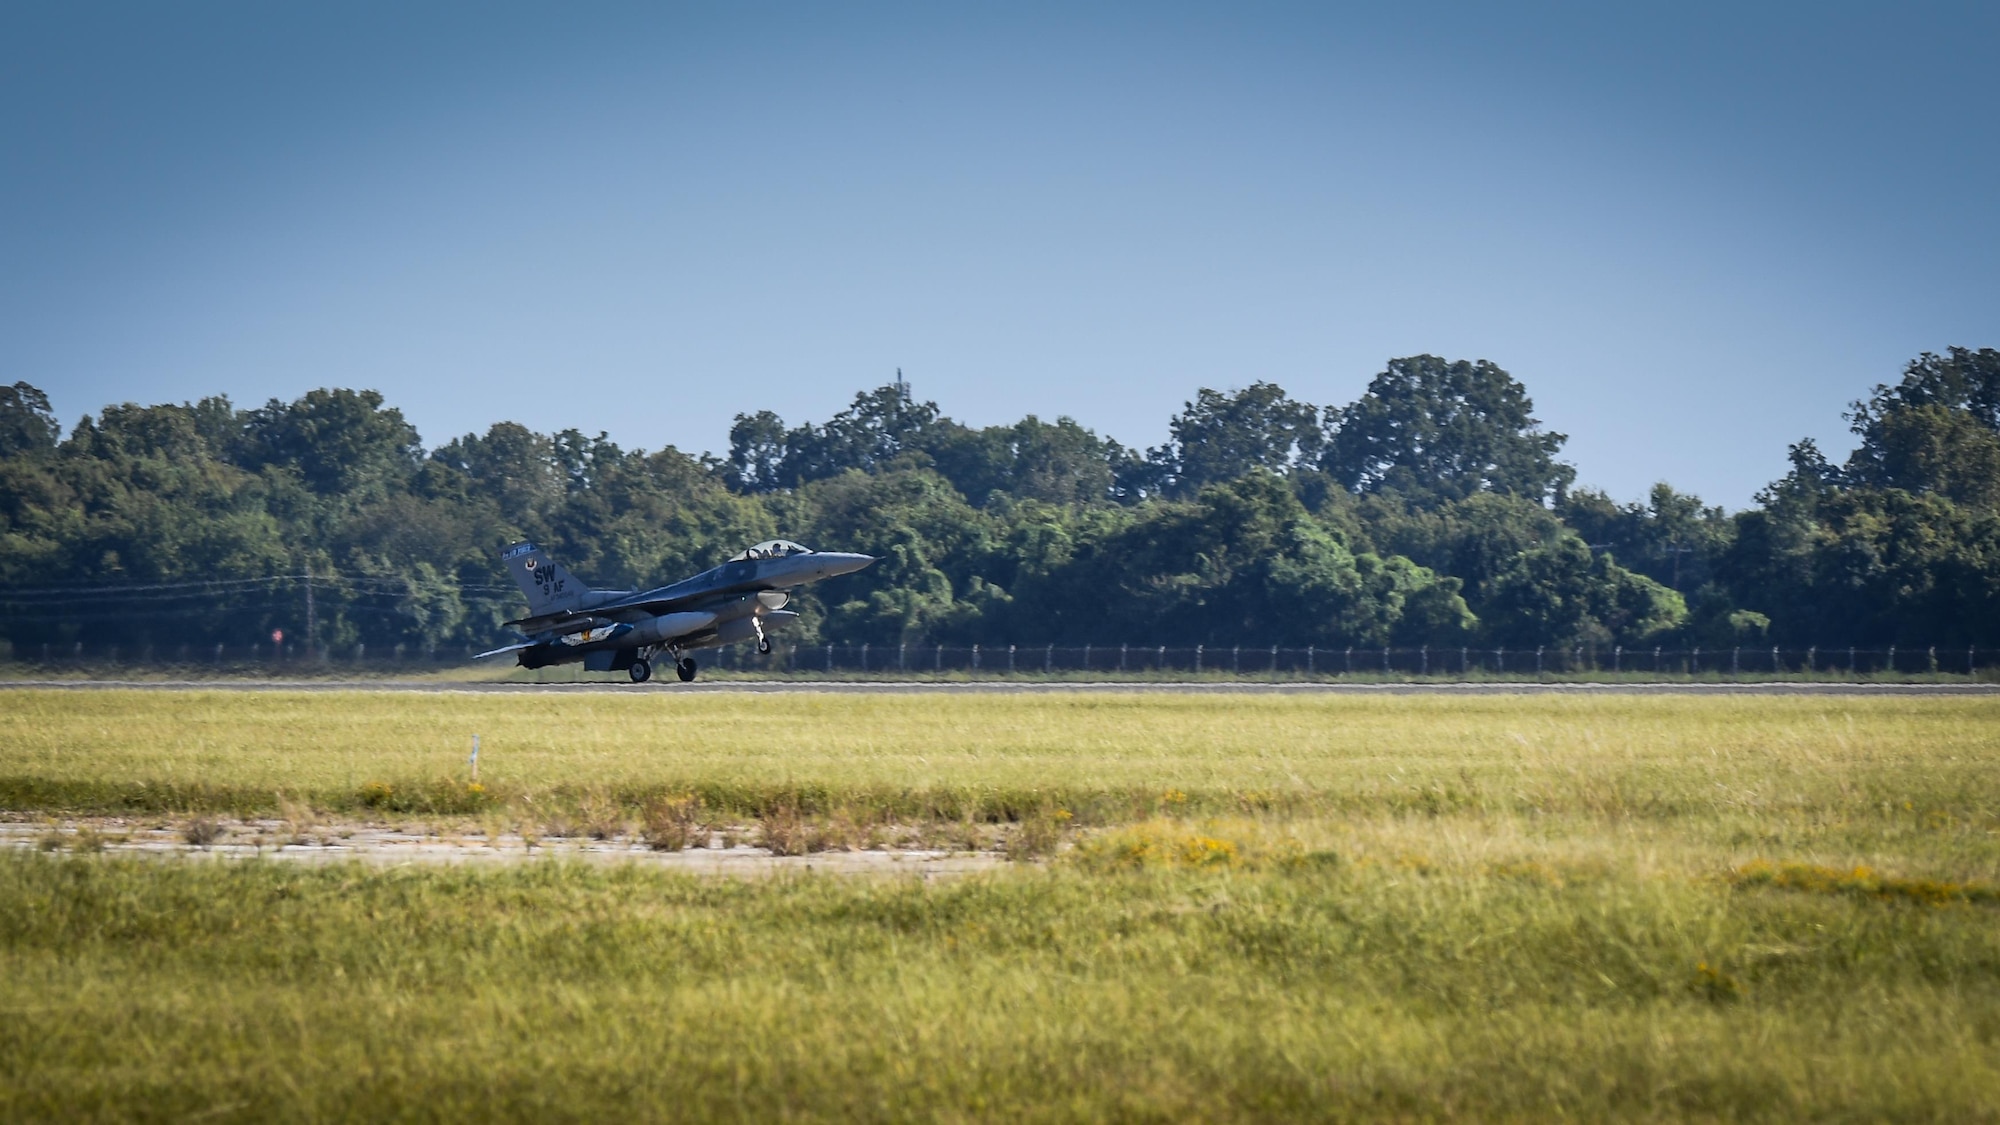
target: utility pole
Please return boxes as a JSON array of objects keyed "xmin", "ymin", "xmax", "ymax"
[
  {"xmin": 304, "ymin": 564, "xmax": 316, "ymax": 659},
  {"xmin": 1665, "ymin": 542, "xmax": 1694, "ymax": 590}
]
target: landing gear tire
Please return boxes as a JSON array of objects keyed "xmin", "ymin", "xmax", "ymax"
[
  {"xmin": 676, "ymin": 658, "xmax": 697, "ymax": 683},
  {"xmin": 757, "ymin": 636, "xmax": 773, "ymax": 655},
  {"xmin": 629, "ymin": 659, "xmax": 652, "ymax": 684}
]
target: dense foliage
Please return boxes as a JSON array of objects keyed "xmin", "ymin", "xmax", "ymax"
[{"xmin": 3, "ymin": 347, "xmax": 1995, "ymax": 653}]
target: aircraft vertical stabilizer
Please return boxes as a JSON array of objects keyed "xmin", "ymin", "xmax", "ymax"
[{"xmin": 502, "ymin": 541, "xmax": 589, "ymax": 616}]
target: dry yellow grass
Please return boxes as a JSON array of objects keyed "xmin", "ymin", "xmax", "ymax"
[
  {"xmin": 3, "ymin": 689, "xmax": 1999, "ymax": 1120},
  {"xmin": 2, "ymin": 689, "xmax": 1994, "ymax": 820}
]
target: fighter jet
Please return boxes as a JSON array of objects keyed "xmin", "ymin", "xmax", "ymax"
[{"xmin": 476, "ymin": 539, "xmax": 875, "ymax": 682}]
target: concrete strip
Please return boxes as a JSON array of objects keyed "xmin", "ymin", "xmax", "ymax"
[{"xmin": 0, "ymin": 819, "xmax": 1007, "ymax": 878}]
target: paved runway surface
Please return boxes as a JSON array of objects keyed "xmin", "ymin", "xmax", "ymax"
[
  {"xmin": 0, "ymin": 817, "xmax": 1005, "ymax": 877},
  {"xmin": 3, "ymin": 679, "xmax": 1994, "ymax": 695}
]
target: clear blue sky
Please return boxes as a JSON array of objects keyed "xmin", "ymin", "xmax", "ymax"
[{"xmin": 5, "ymin": 2, "xmax": 1995, "ymax": 508}]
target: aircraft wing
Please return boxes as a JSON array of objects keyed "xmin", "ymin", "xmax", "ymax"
[
  {"xmin": 502, "ymin": 611, "xmax": 620, "ymax": 636},
  {"xmin": 553, "ymin": 589, "xmax": 702, "ymax": 619}
]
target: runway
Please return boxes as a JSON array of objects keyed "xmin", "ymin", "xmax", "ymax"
[{"xmin": 3, "ymin": 679, "xmax": 1995, "ymax": 695}]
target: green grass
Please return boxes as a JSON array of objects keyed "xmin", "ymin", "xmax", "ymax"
[
  {"xmin": 5, "ymin": 854, "xmax": 1999, "ymax": 1122},
  {"xmin": 3, "ymin": 690, "xmax": 1997, "ymax": 827},
  {"xmin": 2, "ymin": 691, "xmax": 1998, "ymax": 1120}
]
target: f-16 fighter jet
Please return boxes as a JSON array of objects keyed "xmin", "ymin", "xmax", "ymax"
[{"xmin": 477, "ymin": 540, "xmax": 875, "ymax": 682}]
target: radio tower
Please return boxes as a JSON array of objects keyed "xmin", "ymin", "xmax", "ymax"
[{"xmin": 895, "ymin": 367, "xmax": 909, "ymax": 402}]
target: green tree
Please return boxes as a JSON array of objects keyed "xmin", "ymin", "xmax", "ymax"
[
  {"xmin": 724, "ymin": 410, "xmax": 790, "ymax": 492},
  {"xmin": 1146, "ymin": 383, "xmax": 1322, "ymax": 498},
  {"xmin": 1019, "ymin": 472, "xmax": 1470, "ymax": 646},
  {"xmin": 0, "ymin": 382, "xmax": 60, "ymax": 458},
  {"xmin": 1322, "ymin": 356, "xmax": 1574, "ymax": 506},
  {"xmin": 432, "ymin": 422, "xmax": 565, "ymax": 532},
  {"xmin": 927, "ymin": 415, "xmax": 1120, "ymax": 507},
  {"xmin": 241, "ymin": 389, "xmax": 422, "ymax": 499},
  {"xmin": 1482, "ymin": 537, "xmax": 1684, "ymax": 648},
  {"xmin": 782, "ymin": 467, "xmax": 1001, "ymax": 644},
  {"xmin": 1561, "ymin": 483, "xmax": 1733, "ymax": 593}
]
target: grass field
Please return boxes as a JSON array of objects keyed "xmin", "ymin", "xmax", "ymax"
[{"xmin": 3, "ymin": 690, "xmax": 1999, "ymax": 1120}]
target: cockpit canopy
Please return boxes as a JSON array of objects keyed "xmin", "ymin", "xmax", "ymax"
[{"xmin": 729, "ymin": 539, "xmax": 814, "ymax": 562}]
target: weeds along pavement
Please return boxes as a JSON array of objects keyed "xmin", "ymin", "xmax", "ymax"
[{"xmin": 1, "ymin": 690, "xmax": 1998, "ymax": 1120}]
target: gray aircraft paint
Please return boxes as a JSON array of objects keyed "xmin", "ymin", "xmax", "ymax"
[{"xmin": 481, "ymin": 539, "xmax": 874, "ymax": 682}]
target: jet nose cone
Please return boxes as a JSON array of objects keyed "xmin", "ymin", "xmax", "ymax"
[
  {"xmin": 815, "ymin": 552, "xmax": 877, "ymax": 578},
  {"xmin": 828, "ymin": 548, "xmax": 876, "ymax": 572}
]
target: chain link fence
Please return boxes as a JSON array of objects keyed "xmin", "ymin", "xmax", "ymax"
[
  {"xmin": 741, "ymin": 642, "xmax": 1999, "ymax": 679},
  {"xmin": 8, "ymin": 638, "xmax": 1995, "ymax": 681},
  {"xmin": 7, "ymin": 577, "xmax": 1994, "ymax": 680}
]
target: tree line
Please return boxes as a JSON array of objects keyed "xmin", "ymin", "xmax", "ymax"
[{"xmin": 2, "ymin": 347, "xmax": 1995, "ymax": 656}]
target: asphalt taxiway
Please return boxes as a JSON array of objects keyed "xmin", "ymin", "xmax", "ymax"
[{"xmin": 2, "ymin": 679, "xmax": 1994, "ymax": 695}]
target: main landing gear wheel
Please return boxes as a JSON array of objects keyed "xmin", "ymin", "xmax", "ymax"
[
  {"xmin": 757, "ymin": 636, "xmax": 773, "ymax": 655},
  {"xmin": 676, "ymin": 657, "xmax": 698, "ymax": 683},
  {"xmin": 628, "ymin": 659, "xmax": 652, "ymax": 684}
]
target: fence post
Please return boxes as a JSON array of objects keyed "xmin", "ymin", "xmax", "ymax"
[
  {"xmin": 936, "ymin": 643, "xmax": 943, "ymax": 672},
  {"xmin": 1613, "ymin": 645, "xmax": 1621, "ymax": 673},
  {"xmin": 1535, "ymin": 646, "xmax": 1543, "ymax": 675},
  {"xmin": 1232, "ymin": 645, "xmax": 1239, "ymax": 674},
  {"xmin": 1496, "ymin": 647, "xmax": 1504, "ymax": 674},
  {"xmin": 1008, "ymin": 645, "xmax": 1016, "ymax": 673},
  {"xmin": 1307, "ymin": 645, "xmax": 1315, "ymax": 674},
  {"xmin": 1157, "ymin": 645, "xmax": 1166, "ymax": 672},
  {"xmin": 1928, "ymin": 645, "xmax": 1936, "ymax": 673},
  {"xmin": 1692, "ymin": 646, "xmax": 1701, "ymax": 674},
  {"xmin": 1461, "ymin": 646, "xmax": 1469, "ymax": 674},
  {"xmin": 1382, "ymin": 646, "xmax": 1390, "ymax": 673},
  {"xmin": 973, "ymin": 644, "xmax": 981, "ymax": 671},
  {"xmin": 1972, "ymin": 645, "xmax": 1978, "ymax": 675},
  {"xmin": 826, "ymin": 644, "xmax": 833, "ymax": 673},
  {"xmin": 1270, "ymin": 645, "xmax": 1278, "ymax": 674},
  {"xmin": 1420, "ymin": 645, "xmax": 1428, "ymax": 676},
  {"xmin": 1045, "ymin": 644, "xmax": 1053, "ymax": 674},
  {"xmin": 899, "ymin": 643, "xmax": 907, "ymax": 672},
  {"xmin": 1732, "ymin": 646, "xmax": 1740, "ymax": 675},
  {"xmin": 1083, "ymin": 644, "xmax": 1091, "ymax": 671},
  {"xmin": 1344, "ymin": 646, "xmax": 1353, "ymax": 675},
  {"xmin": 1887, "ymin": 645, "xmax": 1896, "ymax": 674},
  {"xmin": 861, "ymin": 643, "xmax": 869, "ymax": 673},
  {"xmin": 1195, "ymin": 645, "xmax": 1202, "ymax": 674},
  {"xmin": 1120, "ymin": 643, "xmax": 1128, "ymax": 672},
  {"xmin": 1807, "ymin": 645, "xmax": 1816, "ymax": 673},
  {"xmin": 1773, "ymin": 646, "xmax": 1781, "ymax": 673}
]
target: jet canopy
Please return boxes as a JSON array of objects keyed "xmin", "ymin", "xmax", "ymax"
[{"xmin": 729, "ymin": 539, "xmax": 815, "ymax": 562}]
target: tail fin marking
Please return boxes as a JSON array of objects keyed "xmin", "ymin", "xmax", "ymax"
[{"xmin": 502, "ymin": 541, "xmax": 590, "ymax": 616}]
